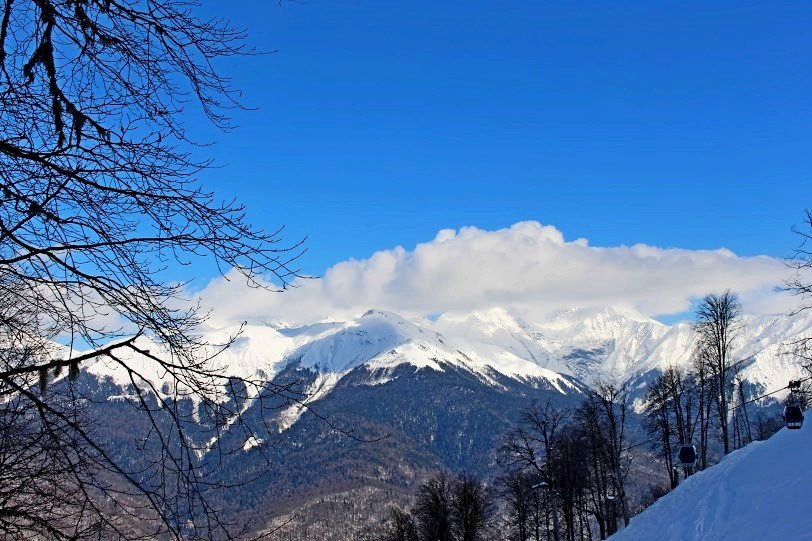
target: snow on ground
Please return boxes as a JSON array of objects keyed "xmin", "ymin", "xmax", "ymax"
[
  {"xmin": 611, "ymin": 411, "xmax": 812, "ymax": 541},
  {"xmin": 242, "ymin": 436, "xmax": 263, "ymax": 452},
  {"xmin": 276, "ymin": 372, "xmax": 342, "ymax": 432}
]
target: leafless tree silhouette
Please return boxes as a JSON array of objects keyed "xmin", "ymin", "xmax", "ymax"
[
  {"xmin": 0, "ymin": 1, "xmax": 319, "ymax": 539},
  {"xmin": 785, "ymin": 210, "xmax": 812, "ymax": 368},
  {"xmin": 693, "ymin": 291, "xmax": 741, "ymax": 456}
]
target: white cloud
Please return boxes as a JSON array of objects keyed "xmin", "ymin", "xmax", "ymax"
[{"xmin": 196, "ymin": 221, "xmax": 794, "ymax": 325}]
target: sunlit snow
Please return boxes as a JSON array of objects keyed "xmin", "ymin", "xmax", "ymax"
[{"xmin": 610, "ymin": 409, "xmax": 812, "ymax": 540}]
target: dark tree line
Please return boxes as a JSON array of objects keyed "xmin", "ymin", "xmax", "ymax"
[
  {"xmin": 379, "ymin": 387, "xmax": 643, "ymax": 541},
  {"xmin": 499, "ymin": 471, "xmax": 549, "ymax": 541}
]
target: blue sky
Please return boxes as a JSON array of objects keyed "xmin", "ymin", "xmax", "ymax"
[{"xmin": 188, "ymin": 1, "xmax": 810, "ymax": 285}]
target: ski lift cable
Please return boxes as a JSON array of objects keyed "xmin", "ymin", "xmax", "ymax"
[
  {"xmin": 625, "ymin": 353, "xmax": 776, "ymax": 430},
  {"xmin": 734, "ymin": 376, "xmax": 810, "ymax": 410},
  {"xmin": 622, "ymin": 349, "xmax": 812, "ymax": 448},
  {"xmin": 622, "ymin": 374, "xmax": 812, "ymax": 453}
]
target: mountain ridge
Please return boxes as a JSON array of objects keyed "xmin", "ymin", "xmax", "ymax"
[{"xmin": 86, "ymin": 306, "xmax": 812, "ymax": 411}]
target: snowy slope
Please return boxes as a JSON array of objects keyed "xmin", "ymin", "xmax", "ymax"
[
  {"xmin": 610, "ymin": 411, "xmax": 812, "ymax": 541},
  {"xmin": 285, "ymin": 310, "xmax": 579, "ymax": 391},
  {"xmin": 626, "ymin": 314, "xmax": 812, "ymax": 396},
  {"xmin": 430, "ymin": 307, "xmax": 812, "ymax": 388},
  {"xmin": 84, "ymin": 309, "xmax": 582, "ymax": 403},
  {"xmin": 85, "ymin": 322, "xmax": 332, "ymax": 398},
  {"xmin": 429, "ymin": 306, "xmax": 669, "ymax": 381}
]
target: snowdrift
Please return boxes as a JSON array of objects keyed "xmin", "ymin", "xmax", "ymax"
[{"xmin": 611, "ymin": 411, "xmax": 812, "ymax": 540}]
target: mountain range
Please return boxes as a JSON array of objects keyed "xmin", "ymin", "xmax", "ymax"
[
  {"xmin": 78, "ymin": 305, "xmax": 812, "ymax": 536},
  {"xmin": 88, "ymin": 305, "xmax": 811, "ymax": 406}
]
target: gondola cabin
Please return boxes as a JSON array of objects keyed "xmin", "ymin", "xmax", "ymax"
[
  {"xmin": 784, "ymin": 405, "xmax": 804, "ymax": 430},
  {"xmin": 677, "ymin": 444, "xmax": 697, "ymax": 468}
]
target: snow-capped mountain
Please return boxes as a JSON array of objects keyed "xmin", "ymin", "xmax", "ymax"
[
  {"xmin": 427, "ymin": 306, "xmax": 670, "ymax": 383},
  {"xmin": 86, "ymin": 305, "xmax": 812, "ymax": 411},
  {"xmin": 430, "ymin": 306, "xmax": 811, "ymax": 393}
]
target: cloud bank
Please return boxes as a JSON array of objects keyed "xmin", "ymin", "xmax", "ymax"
[{"xmin": 197, "ymin": 221, "xmax": 792, "ymax": 325}]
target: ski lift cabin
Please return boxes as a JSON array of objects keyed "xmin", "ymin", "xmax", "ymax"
[
  {"xmin": 677, "ymin": 444, "xmax": 697, "ymax": 468},
  {"xmin": 784, "ymin": 405, "xmax": 804, "ymax": 430}
]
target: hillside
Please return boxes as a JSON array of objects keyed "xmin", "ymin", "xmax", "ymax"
[{"xmin": 611, "ymin": 411, "xmax": 812, "ymax": 540}]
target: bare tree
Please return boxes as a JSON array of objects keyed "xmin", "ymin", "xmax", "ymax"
[
  {"xmin": 585, "ymin": 382, "xmax": 632, "ymax": 531},
  {"xmin": 0, "ymin": 1, "xmax": 317, "ymax": 539},
  {"xmin": 450, "ymin": 473, "xmax": 493, "ymax": 541},
  {"xmin": 691, "ymin": 341, "xmax": 717, "ymax": 470},
  {"xmin": 643, "ymin": 375, "xmax": 675, "ymax": 483},
  {"xmin": 731, "ymin": 376, "xmax": 753, "ymax": 450},
  {"xmin": 547, "ymin": 426, "xmax": 592, "ymax": 541},
  {"xmin": 644, "ymin": 366, "xmax": 699, "ymax": 483},
  {"xmin": 663, "ymin": 366, "xmax": 695, "ymax": 450},
  {"xmin": 0, "ymin": 346, "xmax": 138, "ymax": 539},
  {"xmin": 694, "ymin": 291, "xmax": 741, "ymax": 455},
  {"xmin": 501, "ymin": 401, "xmax": 568, "ymax": 484},
  {"xmin": 502, "ymin": 390, "xmax": 638, "ymax": 541},
  {"xmin": 573, "ymin": 398, "xmax": 612, "ymax": 539},
  {"xmin": 501, "ymin": 400, "xmax": 569, "ymax": 541},
  {"xmin": 500, "ymin": 471, "xmax": 549, "ymax": 541},
  {"xmin": 381, "ymin": 506, "xmax": 419, "ymax": 541},
  {"xmin": 785, "ymin": 210, "xmax": 812, "ymax": 369},
  {"xmin": 414, "ymin": 472, "xmax": 456, "ymax": 541}
]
